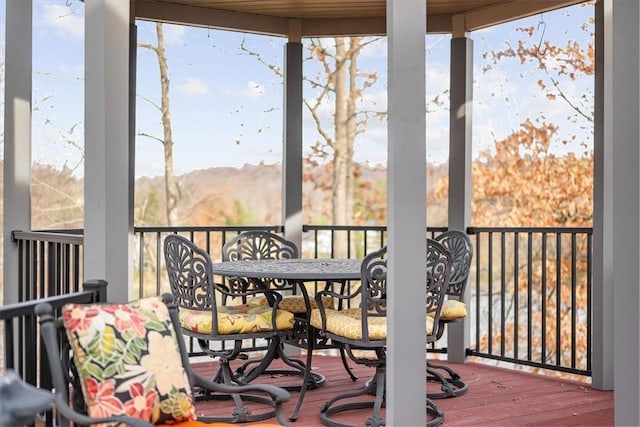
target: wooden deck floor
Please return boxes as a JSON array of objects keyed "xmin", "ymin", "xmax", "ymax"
[{"xmin": 192, "ymin": 355, "xmax": 613, "ymax": 426}]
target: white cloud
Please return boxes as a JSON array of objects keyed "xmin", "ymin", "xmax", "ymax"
[
  {"xmin": 240, "ymin": 81, "xmax": 265, "ymax": 98},
  {"xmin": 42, "ymin": 4, "xmax": 83, "ymax": 41},
  {"xmin": 163, "ymin": 24, "xmax": 187, "ymax": 46},
  {"xmin": 177, "ymin": 77, "xmax": 209, "ymax": 95},
  {"xmin": 426, "ymin": 66, "xmax": 450, "ymax": 99},
  {"xmin": 360, "ymin": 37, "xmax": 387, "ymax": 59},
  {"xmin": 360, "ymin": 89, "xmax": 387, "ymax": 112}
]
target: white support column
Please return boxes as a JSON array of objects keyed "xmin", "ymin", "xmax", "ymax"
[
  {"xmin": 386, "ymin": 1, "xmax": 426, "ymax": 425},
  {"xmin": 282, "ymin": 39, "xmax": 303, "ymax": 250},
  {"xmin": 3, "ymin": 0, "xmax": 32, "ymax": 304},
  {"xmin": 611, "ymin": 1, "xmax": 640, "ymax": 425},
  {"xmin": 84, "ymin": 0, "xmax": 133, "ymax": 303},
  {"xmin": 447, "ymin": 35, "xmax": 473, "ymax": 363},
  {"xmin": 592, "ymin": 0, "xmax": 613, "ymax": 391}
]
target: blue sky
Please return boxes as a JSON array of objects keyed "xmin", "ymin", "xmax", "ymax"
[{"xmin": 1, "ymin": 1, "xmax": 594, "ymax": 178}]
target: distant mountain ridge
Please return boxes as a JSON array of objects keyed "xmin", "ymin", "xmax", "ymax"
[{"xmin": 25, "ymin": 161, "xmax": 448, "ymax": 228}]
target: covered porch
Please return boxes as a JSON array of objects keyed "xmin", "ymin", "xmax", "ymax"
[{"xmin": 3, "ymin": 0, "xmax": 636, "ymax": 425}]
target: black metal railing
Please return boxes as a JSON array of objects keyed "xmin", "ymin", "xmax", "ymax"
[
  {"xmin": 11, "ymin": 230, "xmax": 84, "ymax": 302},
  {"xmin": 465, "ymin": 227, "xmax": 592, "ymax": 376},
  {"xmin": 9, "ymin": 225, "xmax": 593, "ymax": 378},
  {"xmin": 0, "ymin": 280, "xmax": 107, "ymax": 427}
]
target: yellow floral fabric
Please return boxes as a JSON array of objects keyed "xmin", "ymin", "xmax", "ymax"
[
  {"xmin": 62, "ymin": 297, "xmax": 196, "ymax": 425},
  {"xmin": 248, "ymin": 295, "xmax": 335, "ymax": 313},
  {"xmin": 427, "ymin": 299, "xmax": 467, "ymax": 320},
  {"xmin": 178, "ymin": 304, "xmax": 294, "ymax": 335},
  {"xmin": 310, "ymin": 308, "xmax": 435, "ymax": 341}
]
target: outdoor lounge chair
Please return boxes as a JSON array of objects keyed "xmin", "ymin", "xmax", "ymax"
[
  {"xmin": 35, "ymin": 293, "xmax": 290, "ymax": 427},
  {"xmin": 309, "ymin": 240, "xmax": 453, "ymax": 427},
  {"xmin": 428, "ymin": 230, "xmax": 474, "ymax": 398}
]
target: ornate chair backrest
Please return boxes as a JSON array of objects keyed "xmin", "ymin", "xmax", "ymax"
[
  {"xmin": 359, "ymin": 246, "xmax": 388, "ymax": 340},
  {"xmin": 223, "ymin": 231, "xmax": 299, "ymax": 292},
  {"xmin": 358, "ymin": 240, "xmax": 452, "ymax": 344},
  {"xmin": 425, "ymin": 239, "xmax": 453, "ymax": 343},
  {"xmin": 223, "ymin": 231, "xmax": 299, "ymax": 261},
  {"xmin": 164, "ymin": 234, "xmax": 220, "ymax": 315},
  {"xmin": 434, "ymin": 230, "xmax": 473, "ymax": 298}
]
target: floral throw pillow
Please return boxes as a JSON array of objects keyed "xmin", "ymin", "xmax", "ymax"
[{"xmin": 62, "ymin": 296, "xmax": 197, "ymax": 425}]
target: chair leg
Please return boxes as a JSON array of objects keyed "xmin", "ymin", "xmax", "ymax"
[
  {"xmin": 320, "ymin": 362, "xmax": 447, "ymax": 427},
  {"xmin": 193, "ymin": 359, "xmax": 282, "ymax": 424},
  {"xmin": 288, "ymin": 339, "xmax": 316, "ymax": 421},
  {"xmin": 427, "ymin": 397, "xmax": 445, "ymax": 427},
  {"xmin": 235, "ymin": 337, "xmax": 282, "ymax": 383},
  {"xmin": 339, "ymin": 347, "xmax": 358, "ymax": 381},
  {"xmin": 426, "ymin": 360, "xmax": 468, "ymax": 399},
  {"xmin": 320, "ymin": 369, "xmax": 382, "ymax": 427},
  {"xmin": 193, "ymin": 340, "xmax": 281, "ymax": 423}
]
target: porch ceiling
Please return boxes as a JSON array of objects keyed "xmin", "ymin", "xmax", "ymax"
[{"xmin": 135, "ymin": 0, "xmax": 590, "ymax": 37}]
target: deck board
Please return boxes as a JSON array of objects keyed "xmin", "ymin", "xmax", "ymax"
[{"xmin": 192, "ymin": 355, "xmax": 613, "ymax": 426}]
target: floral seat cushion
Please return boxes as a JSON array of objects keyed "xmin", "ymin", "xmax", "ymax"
[
  {"xmin": 248, "ymin": 295, "xmax": 335, "ymax": 313},
  {"xmin": 62, "ymin": 296, "xmax": 197, "ymax": 425},
  {"xmin": 178, "ymin": 303, "xmax": 294, "ymax": 335},
  {"xmin": 310, "ymin": 308, "xmax": 435, "ymax": 341},
  {"xmin": 430, "ymin": 299, "xmax": 467, "ymax": 321}
]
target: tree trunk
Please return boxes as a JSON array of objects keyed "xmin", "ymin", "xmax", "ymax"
[
  {"xmin": 156, "ymin": 23, "xmax": 178, "ymax": 226},
  {"xmin": 331, "ymin": 37, "xmax": 360, "ymax": 257},
  {"xmin": 332, "ymin": 38, "xmax": 349, "ymax": 257}
]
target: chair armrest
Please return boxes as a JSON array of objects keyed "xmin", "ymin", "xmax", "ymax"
[
  {"xmin": 313, "ymin": 288, "xmax": 361, "ymax": 333},
  {"xmin": 216, "ymin": 285, "xmax": 284, "ymax": 304},
  {"xmin": 52, "ymin": 393, "xmax": 152, "ymax": 427},
  {"xmin": 0, "ymin": 370, "xmax": 52, "ymax": 426},
  {"xmin": 318, "ymin": 285, "xmax": 362, "ymax": 301},
  {"xmin": 190, "ymin": 371, "xmax": 290, "ymax": 426}
]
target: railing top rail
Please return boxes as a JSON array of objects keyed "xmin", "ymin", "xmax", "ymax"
[
  {"xmin": 11, "ymin": 230, "xmax": 84, "ymax": 245},
  {"xmin": 467, "ymin": 226, "xmax": 593, "ymax": 234},
  {"xmin": 303, "ymin": 225, "xmax": 387, "ymax": 231},
  {"xmin": 134, "ymin": 225, "xmax": 283, "ymax": 233},
  {"xmin": 303, "ymin": 225, "xmax": 449, "ymax": 232},
  {"xmin": 0, "ymin": 290, "xmax": 97, "ymax": 319}
]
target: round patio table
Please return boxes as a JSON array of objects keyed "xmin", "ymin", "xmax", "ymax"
[
  {"xmin": 210, "ymin": 257, "xmax": 362, "ymax": 421},
  {"xmin": 211, "ymin": 258, "xmax": 361, "ymax": 281}
]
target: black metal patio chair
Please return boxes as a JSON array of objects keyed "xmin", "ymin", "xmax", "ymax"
[
  {"xmin": 35, "ymin": 292, "xmax": 290, "ymax": 427},
  {"xmin": 221, "ymin": 230, "xmax": 356, "ymax": 421},
  {"xmin": 428, "ymin": 230, "xmax": 474, "ymax": 399},
  {"xmin": 309, "ymin": 240, "xmax": 453, "ymax": 427},
  {"xmin": 163, "ymin": 234, "xmax": 295, "ymax": 423}
]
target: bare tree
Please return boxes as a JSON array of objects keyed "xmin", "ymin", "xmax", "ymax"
[
  {"xmin": 138, "ymin": 23, "xmax": 179, "ymax": 226},
  {"xmin": 242, "ymin": 36, "xmax": 383, "ymax": 256}
]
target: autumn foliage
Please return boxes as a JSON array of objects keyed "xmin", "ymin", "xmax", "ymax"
[{"xmin": 430, "ymin": 9, "xmax": 595, "ymax": 374}]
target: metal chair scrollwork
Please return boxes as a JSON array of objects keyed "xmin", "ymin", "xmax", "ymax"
[
  {"xmin": 310, "ymin": 240, "xmax": 453, "ymax": 427},
  {"xmin": 163, "ymin": 234, "xmax": 295, "ymax": 423},
  {"xmin": 428, "ymin": 230, "xmax": 473, "ymax": 399}
]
